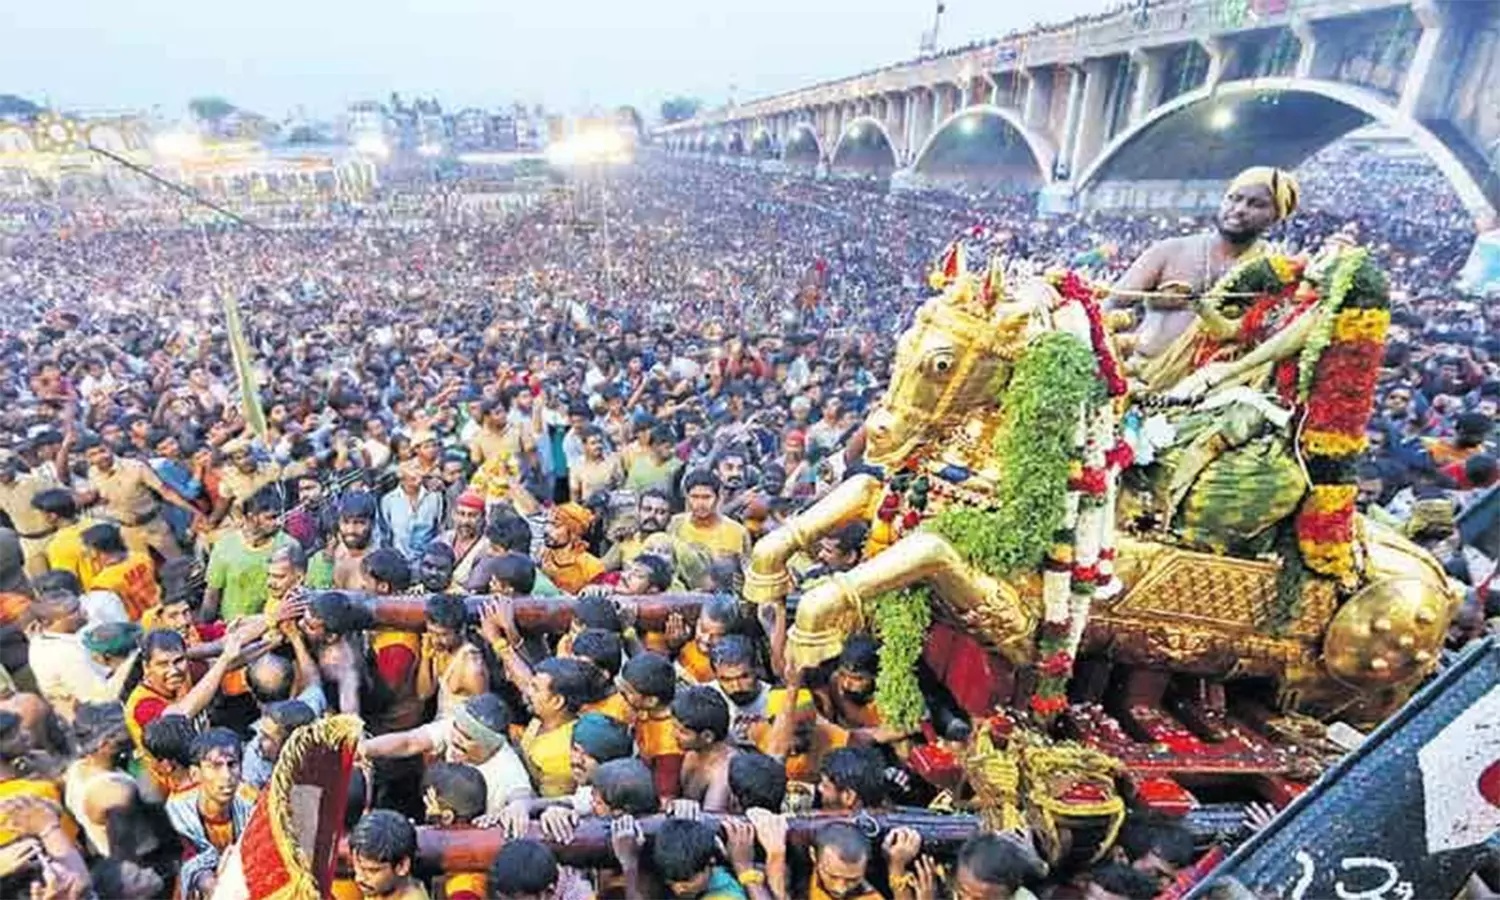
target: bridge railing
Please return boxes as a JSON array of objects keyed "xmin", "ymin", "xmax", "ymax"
[{"xmin": 657, "ymin": 0, "xmax": 1410, "ymax": 134}]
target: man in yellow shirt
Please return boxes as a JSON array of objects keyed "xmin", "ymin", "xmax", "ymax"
[
  {"xmin": 82, "ymin": 523, "xmax": 159, "ymax": 621},
  {"xmin": 33, "ymin": 488, "xmax": 95, "ymax": 586},
  {"xmin": 667, "ymin": 470, "xmax": 751, "ymax": 571},
  {"xmin": 468, "ymin": 398, "xmax": 530, "ymax": 468},
  {"xmin": 517, "ymin": 658, "xmax": 592, "ymax": 798}
]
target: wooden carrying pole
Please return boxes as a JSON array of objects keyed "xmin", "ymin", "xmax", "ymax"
[{"xmin": 310, "ymin": 590, "xmax": 712, "ymax": 634}]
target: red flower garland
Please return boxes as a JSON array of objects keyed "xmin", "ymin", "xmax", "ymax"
[
  {"xmin": 1104, "ymin": 440, "xmax": 1134, "ymax": 470},
  {"xmin": 1030, "ymin": 694, "xmax": 1069, "ymax": 716},
  {"xmin": 1301, "ymin": 341, "xmax": 1384, "ymax": 433},
  {"xmin": 1039, "ymin": 652, "xmax": 1075, "ymax": 678},
  {"xmin": 1290, "ymin": 251, "xmax": 1388, "ymax": 585},
  {"xmin": 1297, "ymin": 509, "xmax": 1355, "ymax": 543},
  {"xmin": 1055, "ymin": 272, "xmax": 1128, "ymax": 397},
  {"xmin": 1068, "ymin": 468, "xmax": 1109, "ymax": 495}
]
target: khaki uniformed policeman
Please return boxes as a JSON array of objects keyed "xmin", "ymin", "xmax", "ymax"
[
  {"xmin": 0, "ymin": 453, "xmax": 56, "ymax": 577},
  {"xmin": 211, "ymin": 437, "xmax": 303, "ymax": 526},
  {"xmin": 80, "ymin": 435, "xmax": 201, "ymax": 558}
]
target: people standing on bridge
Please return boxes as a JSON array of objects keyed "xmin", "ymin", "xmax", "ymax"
[{"xmin": 1111, "ymin": 166, "xmax": 1299, "ymax": 390}]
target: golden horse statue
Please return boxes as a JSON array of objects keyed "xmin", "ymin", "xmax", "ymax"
[{"xmin": 745, "ymin": 246, "xmax": 1459, "ymax": 732}]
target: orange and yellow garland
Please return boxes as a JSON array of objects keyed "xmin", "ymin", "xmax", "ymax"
[{"xmin": 1288, "ymin": 248, "xmax": 1389, "ymax": 586}]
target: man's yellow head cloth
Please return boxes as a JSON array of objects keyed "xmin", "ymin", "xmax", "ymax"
[{"xmin": 1228, "ymin": 166, "xmax": 1299, "ymax": 220}]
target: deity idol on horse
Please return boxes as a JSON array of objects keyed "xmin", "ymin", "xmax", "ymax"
[{"xmin": 744, "ymin": 234, "xmax": 1459, "ymax": 838}]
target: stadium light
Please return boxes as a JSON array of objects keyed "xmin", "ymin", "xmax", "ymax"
[
  {"xmin": 959, "ymin": 115, "xmax": 980, "ymax": 135},
  {"xmin": 1209, "ymin": 107, "xmax": 1235, "ymax": 131},
  {"xmin": 546, "ymin": 129, "xmax": 632, "ymax": 167},
  {"xmin": 355, "ymin": 134, "xmax": 390, "ymax": 160},
  {"xmin": 152, "ymin": 131, "xmax": 204, "ymax": 160}
]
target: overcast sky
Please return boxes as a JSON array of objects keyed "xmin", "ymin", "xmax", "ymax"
[{"xmin": 2, "ymin": 0, "xmax": 1109, "ymax": 122}]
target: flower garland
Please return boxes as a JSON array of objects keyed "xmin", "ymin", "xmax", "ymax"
[
  {"xmin": 870, "ymin": 586, "xmax": 933, "ymax": 734},
  {"xmin": 1051, "ymin": 271, "xmax": 1128, "ymax": 399},
  {"xmin": 1025, "ymin": 276, "xmax": 1129, "ymax": 719},
  {"xmin": 1192, "ymin": 248, "xmax": 1388, "ymax": 595},
  {"xmin": 1185, "ymin": 253, "xmax": 1304, "ymax": 369},
  {"xmin": 1290, "ymin": 248, "xmax": 1389, "ymax": 585}
]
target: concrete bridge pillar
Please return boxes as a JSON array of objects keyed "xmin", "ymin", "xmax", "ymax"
[
  {"xmin": 1058, "ymin": 64, "xmax": 1086, "ymax": 180},
  {"xmin": 1400, "ymin": 0, "xmax": 1461, "ymax": 119},
  {"xmin": 1201, "ymin": 36, "xmax": 1235, "ymax": 89},
  {"xmin": 1069, "ymin": 58, "xmax": 1112, "ymax": 181},
  {"xmin": 1291, "ymin": 17, "xmax": 1321, "ymax": 80},
  {"xmin": 902, "ymin": 92, "xmax": 917, "ymax": 166},
  {"xmin": 960, "ymin": 80, "xmax": 974, "ymax": 110},
  {"xmin": 1129, "ymin": 48, "xmax": 1166, "ymax": 125},
  {"xmin": 910, "ymin": 89, "xmax": 933, "ymax": 163},
  {"xmin": 1021, "ymin": 67, "xmax": 1052, "ymax": 131}
]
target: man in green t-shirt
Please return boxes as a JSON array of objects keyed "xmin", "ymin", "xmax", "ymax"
[
  {"xmin": 625, "ymin": 424, "xmax": 683, "ymax": 496},
  {"xmin": 204, "ymin": 486, "xmax": 292, "ymax": 621}
]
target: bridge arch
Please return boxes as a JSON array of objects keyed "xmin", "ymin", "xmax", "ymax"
[
  {"xmin": 782, "ymin": 122, "xmax": 822, "ymax": 165},
  {"xmin": 830, "ymin": 116, "xmax": 898, "ymax": 173},
  {"xmin": 1076, "ymin": 77, "xmax": 1496, "ymax": 223},
  {"xmin": 912, "ymin": 104, "xmax": 1055, "ymax": 187},
  {"xmin": 750, "ymin": 127, "xmax": 775, "ymax": 158}
]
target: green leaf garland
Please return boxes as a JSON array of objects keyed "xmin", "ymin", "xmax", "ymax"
[
  {"xmin": 870, "ymin": 587, "xmax": 932, "ymax": 735},
  {"xmin": 930, "ymin": 331, "xmax": 1099, "ymax": 578}
]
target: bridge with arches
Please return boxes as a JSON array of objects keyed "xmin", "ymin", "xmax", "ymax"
[{"xmin": 659, "ymin": 0, "xmax": 1500, "ymax": 224}]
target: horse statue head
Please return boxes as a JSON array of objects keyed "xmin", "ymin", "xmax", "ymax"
[{"xmin": 864, "ymin": 245, "xmax": 1061, "ymax": 468}]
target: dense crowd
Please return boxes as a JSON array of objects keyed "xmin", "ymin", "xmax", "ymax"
[{"xmin": 0, "ymin": 149, "xmax": 1493, "ymax": 900}]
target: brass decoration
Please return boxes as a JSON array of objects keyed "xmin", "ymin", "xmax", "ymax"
[
  {"xmin": 750, "ymin": 246, "xmax": 1461, "ymax": 723},
  {"xmin": 961, "ymin": 725, "xmax": 1125, "ymax": 867}
]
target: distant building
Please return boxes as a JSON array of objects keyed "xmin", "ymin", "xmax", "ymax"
[
  {"xmin": 349, "ymin": 97, "xmax": 547, "ymax": 154},
  {"xmin": 453, "ymin": 108, "xmax": 489, "ymax": 150},
  {"xmin": 346, "ymin": 100, "xmax": 389, "ymax": 143},
  {"xmin": 490, "ymin": 111, "xmax": 518, "ymax": 151}
]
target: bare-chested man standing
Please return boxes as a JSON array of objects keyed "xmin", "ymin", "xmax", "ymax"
[{"xmin": 1112, "ymin": 166, "xmax": 1300, "ymax": 371}]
